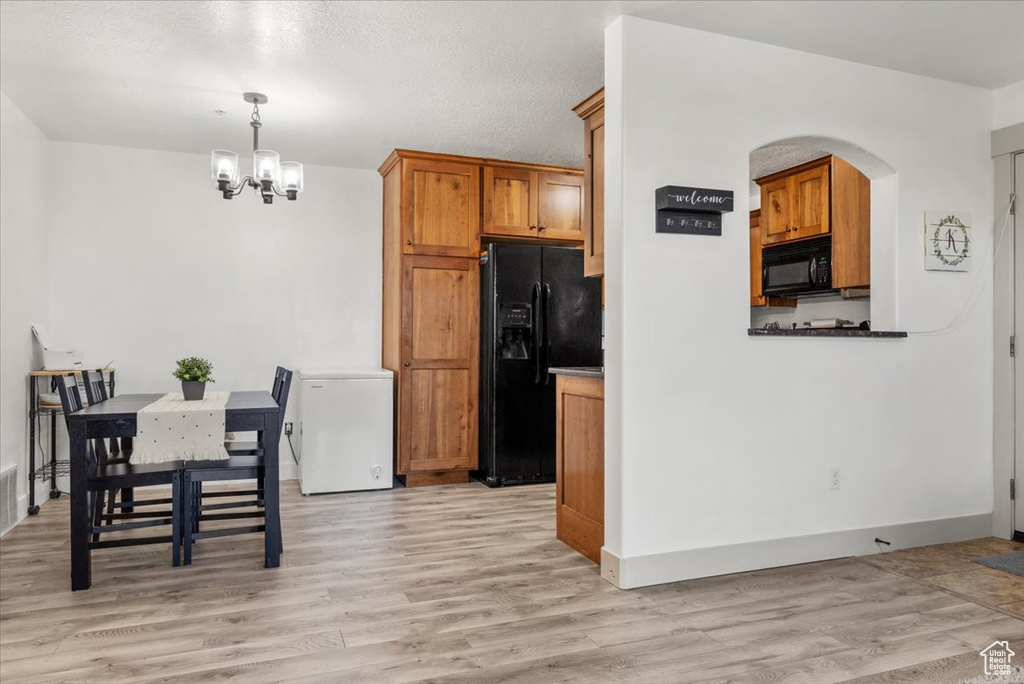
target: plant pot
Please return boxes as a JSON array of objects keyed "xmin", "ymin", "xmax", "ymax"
[{"xmin": 181, "ymin": 381, "xmax": 206, "ymax": 401}]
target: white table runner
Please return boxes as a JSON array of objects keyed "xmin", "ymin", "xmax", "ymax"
[{"xmin": 131, "ymin": 391, "xmax": 230, "ymax": 464}]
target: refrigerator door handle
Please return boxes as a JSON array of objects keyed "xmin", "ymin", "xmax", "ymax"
[
  {"xmin": 543, "ymin": 283, "xmax": 552, "ymax": 386},
  {"xmin": 532, "ymin": 282, "xmax": 543, "ymax": 385}
]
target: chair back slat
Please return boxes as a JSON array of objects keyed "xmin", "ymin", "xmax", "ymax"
[
  {"xmin": 81, "ymin": 369, "xmax": 109, "ymax": 405},
  {"xmin": 81, "ymin": 369, "xmax": 124, "ymax": 456},
  {"xmin": 56, "ymin": 374, "xmax": 84, "ymax": 422},
  {"xmin": 273, "ymin": 367, "xmax": 293, "ymax": 432},
  {"xmin": 55, "ymin": 374, "xmax": 101, "ymax": 468}
]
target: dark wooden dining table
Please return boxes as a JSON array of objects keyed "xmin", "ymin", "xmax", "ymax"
[{"xmin": 65, "ymin": 391, "xmax": 281, "ymax": 590}]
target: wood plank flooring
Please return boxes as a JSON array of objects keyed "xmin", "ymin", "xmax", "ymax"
[{"xmin": 1, "ymin": 482, "xmax": 1022, "ymax": 683}]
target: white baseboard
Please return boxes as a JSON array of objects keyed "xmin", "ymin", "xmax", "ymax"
[{"xmin": 601, "ymin": 512, "xmax": 993, "ymax": 589}]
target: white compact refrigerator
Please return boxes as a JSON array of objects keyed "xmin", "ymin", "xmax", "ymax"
[{"xmin": 297, "ymin": 369, "xmax": 393, "ymax": 494}]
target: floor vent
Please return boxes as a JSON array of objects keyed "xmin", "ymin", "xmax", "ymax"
[{"xmin": 0, "ymin": 465, "xmax": 18, "ymax": 537}]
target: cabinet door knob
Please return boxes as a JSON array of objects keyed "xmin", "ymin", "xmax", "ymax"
[
  {"xmin": 404, "ymin": 362, "xmax": 410, "ymax": 367},
  {"xmin": 792, "ymin": 226, "xmax": 799, "ymax": 231},
  {"xmin": 785, "ymin": 227, "xmax": 792, "ymax": 232},
  {"xmin": 529, "ymin": 225, "xmax": 537, "ymax": 231},
  {"xmin": 405, "ymin": 239, "xmax": 412, "ymax": 245},
  {"xmin": 538, "ymin": 225, "xmax": 546, "ymax": 232}
]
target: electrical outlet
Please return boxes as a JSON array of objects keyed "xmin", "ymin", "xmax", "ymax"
[
  {"xmin": 829, "ymin": 467, "xmax": 841, "ymax": 490},
  {"xmin": 284, "ymin": 422, "xmax": 293, "ymax": 436},
  {"xmin": 371, "ymin": 465, "xmax": 382, "ymax": 480}
]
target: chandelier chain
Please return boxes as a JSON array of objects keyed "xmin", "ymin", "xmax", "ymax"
[{"xmin": 251, "ymin": 101, "xmax": 261, "ymax": 125}]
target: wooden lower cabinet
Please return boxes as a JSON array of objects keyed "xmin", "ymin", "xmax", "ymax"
[
  {"xmin": 555, "ymin": 374, "xmax": 604, "ymax": 564},
  {"xmin": 397, "ymin": 256, "xmax": 479, "ymax": 486},
  {"xmin": 403, "ymin": 368, "xmax": 475, "ymax": 486}
]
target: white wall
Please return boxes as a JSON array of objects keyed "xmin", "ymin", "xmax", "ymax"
[
  {"xmin": 604, "ymin": 17, "xmax": 995, "ymax": 588},
  {"xmin": 46, "ymin": 142, "xmax": 382, "ymax": 480},
  {"xmin": 993, "ymin": 80, "xmax": 1024, "ymax": 130},
  {"xmin": 0, "ymin": 92, "xmax": 50, "ymax": 528}
]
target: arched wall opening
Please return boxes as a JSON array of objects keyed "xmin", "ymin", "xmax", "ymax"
[{"xmin": 749, "ymin": 136, "xmax": 899, "ymax": 331}]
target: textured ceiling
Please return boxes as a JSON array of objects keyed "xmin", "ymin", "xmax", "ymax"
[
  {"xmin": 748, "ymin": 145, "xmax": 828, "ymax": 196},
  {"xmin": 1, "ymin": 1, "xmax": 1020, "ymax": 171},
  {"xmin": 750, "ymin": 145, "xmax": 830, "ymax": 181},
  {"xmin": 0, "ymin": 0, "xmax": 665, "ymax": 170}
]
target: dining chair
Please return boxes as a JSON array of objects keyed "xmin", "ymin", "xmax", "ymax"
[
  {"xmin": 57, "ymin": 374, "xmax": 182, "ymax": 566},
  {"xmin": 182, "ymin": 367, "xmax": 292, "ymax": 565},
  {"xmin": 81, "ymin": 369, "xmax": 134, "ymax": 517},
  {"xmin": 207, "ymin": 366, "xmax": 292, "ymax": 510}
]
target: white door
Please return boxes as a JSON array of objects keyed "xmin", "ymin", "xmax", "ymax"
[{"xmin": 1015, "ymin": 152, "xmax": 1024, "ymax": 535}]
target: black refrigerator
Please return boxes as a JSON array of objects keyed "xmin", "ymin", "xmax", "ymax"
[{"xmin": 478, "ymin": 243, "xmax": 603, "ymax": 487}]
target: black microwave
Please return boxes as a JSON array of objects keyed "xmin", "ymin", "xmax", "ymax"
[{"xmin": 762, "ymin": 237, "xmax": 833, "ymax": 297}]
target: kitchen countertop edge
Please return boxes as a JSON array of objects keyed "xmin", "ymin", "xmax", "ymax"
[
  {"xmin": 748, "ymin": 328, "xmax": 908, "ymax": 339},
  {"xmin": 548, "ymin": 367, "xmax": 605, "ymax": 379}
]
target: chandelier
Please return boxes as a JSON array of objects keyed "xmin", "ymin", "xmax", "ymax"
[{"xmin": 210, "ymin": 93, "xmax": 304, "ymax": 203}]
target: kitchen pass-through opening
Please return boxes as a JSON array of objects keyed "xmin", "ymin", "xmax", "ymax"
[{"xmin": 748, "ymin": 136, "xmax": 898, "ymax": 333}]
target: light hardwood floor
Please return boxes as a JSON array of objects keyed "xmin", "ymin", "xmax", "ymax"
[{"xmin": 1, "ymin": 482, "xmax": 1022, "ymax": 683}]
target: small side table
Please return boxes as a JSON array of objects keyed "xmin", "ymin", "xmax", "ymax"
[{"xmin": 26, "ymin": 369, "xmax": 115, "ymax": 516}]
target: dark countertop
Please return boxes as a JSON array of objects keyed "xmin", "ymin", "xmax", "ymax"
[
  {"xmin": 748, "ymin": 328, "xmax": 908, "ymax": 339},
  {"xmin": 548, "ymin": 367, "xmax": 605, "ymax": 379}
]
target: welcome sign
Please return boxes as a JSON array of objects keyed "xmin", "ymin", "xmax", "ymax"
[{"xmin": 655, "ymin": 185, "xmax": 734, "ymax": 236}]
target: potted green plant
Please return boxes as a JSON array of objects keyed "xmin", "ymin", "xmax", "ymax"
[{"xmin": 173, "ymin": 357, "xmax": 214, "ymax": 400}]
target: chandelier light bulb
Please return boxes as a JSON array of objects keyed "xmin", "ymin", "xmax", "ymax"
[
  {"xmin": 211, "ymin": 150, "xmax": 239, "ymax": 184},
  {"xmin": 253, "ymin": 149, "xmax": 281, "ymax": 185},
  {"xmin": 280, "ymin": 161, "xmax": 304, "ymax": 196}
]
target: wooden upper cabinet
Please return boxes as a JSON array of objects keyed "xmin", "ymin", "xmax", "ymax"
[
  {"xmin": 574, "ymin": 89, "xmax": 605, "ymax": 277},
  {"xmin": 792, "ymin": 163, "xmax": 830, "ymax": 239},
  {"xmin": 758, "ymin": 157, "xmax": 830, "ymax": 246},
  {"xmin": 760, "ymin": 176, "xmax": 792, "ymax": 245},
  {"xmin": 830, "ymin": 156, "xmax": 870, "ymax": 289},
  {"xmin": 537, "ymin": 173, "xmax": 584, "ymax": 241},
  {"xmin": 402, "ymin": 158, "xmax": 480, "ymax": 257},
  {"xmin": 482, "ymin": 165, "xmax": 584, "ymax": 241},
  {"xmin": 483, "ymin": 166, "xmax": 538, "ymax": 238},
  {"xmin": 400, "ymin": 256, "xmax": 479, "ymax": 474}
]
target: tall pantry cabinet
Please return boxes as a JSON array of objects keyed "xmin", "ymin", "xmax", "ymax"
[{"xmin": 381, "ymin": 151, "xmax": 481, "ymax": 487}]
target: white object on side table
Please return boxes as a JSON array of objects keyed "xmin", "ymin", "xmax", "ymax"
[
  {"xmin": 31, "ymin": 325, "xmax": 83, "ymax": 370},
  {"xmin": 296, "ymin": 369, "xmax": 393, "ymax": 495}
]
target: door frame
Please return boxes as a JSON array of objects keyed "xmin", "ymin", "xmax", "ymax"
[{"xmin": 992, "ymin": 123, "xmax": 1024, "ymax": 539}]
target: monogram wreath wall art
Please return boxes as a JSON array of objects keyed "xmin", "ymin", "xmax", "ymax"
[{"xmin": 925, "ymin": 211, "xmax": 972, "ymax": 272}]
